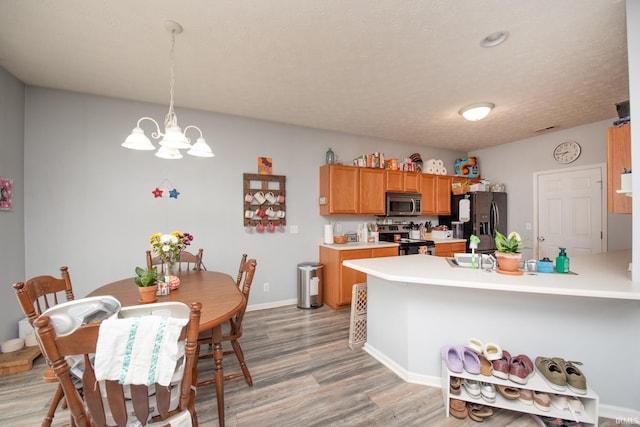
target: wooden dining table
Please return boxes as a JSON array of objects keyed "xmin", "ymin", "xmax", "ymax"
[{"xmin": 88, "ymin": 270, "xmax": 243, "ymax": 427}]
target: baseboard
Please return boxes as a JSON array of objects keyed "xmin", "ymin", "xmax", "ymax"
[
  {"xmin": 598, "ymin": 404, "xmax": 640, "ymax": 422},
  {"xmin": 246, "ymin": 299, "xmax": 297, "ymax": 312}
]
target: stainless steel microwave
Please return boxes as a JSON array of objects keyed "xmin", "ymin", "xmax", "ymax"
[{"xmin": 385, "ymin": 192, "xmax": 421, "ymax": 217}]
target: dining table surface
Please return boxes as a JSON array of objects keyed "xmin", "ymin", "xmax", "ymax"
[{"xmin": 88, "ymin": 269, "xmax": 243, "ymax": 427}]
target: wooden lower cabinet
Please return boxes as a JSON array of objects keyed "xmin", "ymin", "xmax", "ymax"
[
  {"xmin": 434, "ymin": 241, "xmax": 466, "ymax": 257},
  {"xmin": 319, "ymin": 246, "xmax": 398, "ymax": 309}
]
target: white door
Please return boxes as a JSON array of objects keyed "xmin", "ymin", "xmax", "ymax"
[{"xmin": 535, "ymin": 166, "xmax": 605, "ymax": 260}]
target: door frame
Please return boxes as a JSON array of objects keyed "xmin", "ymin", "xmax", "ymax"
[{"xmin": 532, "ymin": 163, "xmax": 607, "ymax": 259}]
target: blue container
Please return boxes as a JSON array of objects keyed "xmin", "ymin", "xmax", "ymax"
[{"xmin": 536, "ymin": 259, "xmax": 554, "ymax": 273}]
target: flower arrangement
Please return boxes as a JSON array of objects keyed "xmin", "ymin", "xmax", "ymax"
[
  {"xmin": 495, "ymin": 231, "xmax": 523, "ymax": 254},
  {"xmin": 149, "ymin": 231, "xmax": 194, "ymax": 265}
]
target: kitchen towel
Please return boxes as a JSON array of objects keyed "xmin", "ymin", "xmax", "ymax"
[
  {"xmin": 94, "ymin": 315, "xmax": 188, "ymax": 386},
  {"xmin": 324, "ymin": 224, "xmax": 334, "ymax": 244},
  {"xmin": 459, "ymin": 199, "xmax": 471, "ymax": 222}
]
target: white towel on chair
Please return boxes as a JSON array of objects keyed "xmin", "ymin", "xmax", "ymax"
[{"xmin": 94, "ymin": 315, "xmax": 188, "ymax": 387}]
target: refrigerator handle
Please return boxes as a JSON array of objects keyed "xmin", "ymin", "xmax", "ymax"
[{"xmin": 490, "ymin": 200, "xmax": 498, "ymax": 236}]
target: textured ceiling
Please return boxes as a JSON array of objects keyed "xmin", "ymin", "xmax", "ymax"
[{"xmin": 0, "ymin": 0, "xmax": 629, "ymax": 151}]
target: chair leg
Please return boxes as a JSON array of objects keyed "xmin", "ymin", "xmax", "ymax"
[
  {"xmin": 42, "ymin": 384, "xmax": 65, "ymax": 427},
  {"xmin": 230, "ymin": 339, "xmax": 253, "ymax": 387}
]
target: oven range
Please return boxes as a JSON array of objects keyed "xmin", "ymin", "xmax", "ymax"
[{"xmin": 377, "ymin": 224, "xmax": 435, "ymax": 256}]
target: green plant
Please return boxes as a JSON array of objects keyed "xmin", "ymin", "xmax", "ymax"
[
  {"xmin": 134, "ymin": 266, "xmax": 159, "ymax": 287},
  {"xmin": 495, "ymin": 231, "xmax": 524, "ymax": 253}
]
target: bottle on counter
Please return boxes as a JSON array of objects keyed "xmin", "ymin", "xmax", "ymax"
[{"xmin": 555, "ymin": 247, "xmax": 570, "ymax": 273}]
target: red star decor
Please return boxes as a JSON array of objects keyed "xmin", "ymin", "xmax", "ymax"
[{"xmin": 152, "ymin": 187, "xmax": 164, "ymax": 198}]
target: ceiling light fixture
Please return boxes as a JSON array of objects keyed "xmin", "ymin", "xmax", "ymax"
[
  {"xmin": 480, "ymin": 31, "xmax": 509, "ymax": 48},
  {"xmin": 459, "ymin": 103, "xmax": 495, "ymax": 121},
  {"xmin": 122, "ymin": 21, "xmax": 214, "ymax": 159}
]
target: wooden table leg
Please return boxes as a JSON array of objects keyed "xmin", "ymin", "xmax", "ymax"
[{"xmin": 212, "ymin": 324, "xmax": 225, "ymax": 427}]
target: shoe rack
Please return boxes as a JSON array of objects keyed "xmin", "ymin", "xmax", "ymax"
[{"xmin": 441, "ymin": 362, "xmax": 600, "ymax": 426}]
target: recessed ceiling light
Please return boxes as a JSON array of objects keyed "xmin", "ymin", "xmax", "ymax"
[
  {"xmin": 459, "ymin": 103, "xmax": 495, "ymax": 121},
  {"xmin": 480, "ymin": 31, "xmax": 509, "ymax": 48}
]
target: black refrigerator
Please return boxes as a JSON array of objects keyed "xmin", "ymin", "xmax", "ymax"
[{"xmin": 439, "ymin": 192, "xmax": 507, "ymax": 254}]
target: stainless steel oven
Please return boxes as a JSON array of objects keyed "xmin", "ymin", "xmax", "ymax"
[
  {"xmin": 385, "ymin": 192, "xmax": 421, "ymax": 217},
  {"xmin": 377, "ymin": 224, "xmax": 435, "ymax": 256}
]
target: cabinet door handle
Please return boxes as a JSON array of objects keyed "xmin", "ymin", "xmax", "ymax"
[{"xmin": 538, "ymin": 236, "xmax": 545, "ymax": 242}]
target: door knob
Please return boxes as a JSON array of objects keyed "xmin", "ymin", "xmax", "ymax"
[{"xmin": 538, "ymin": 236, "xmax": 545, "ymax": 242}]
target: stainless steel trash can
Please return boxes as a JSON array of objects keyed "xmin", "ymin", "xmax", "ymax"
[{"xmin": 297, "ymin": 262, "xmax": 323, "ymax": 309}]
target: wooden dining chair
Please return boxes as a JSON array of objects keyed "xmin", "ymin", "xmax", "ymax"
[
  {"xmin": 146, "ymin": 248, "xmax": 204, "ymax": 273},
  {"xmin": 13, "ymin": 266, "xmax": 75, "ymax": 427},
  {"xmin": 33, "ymin": 301, "xmax": 202, "ymax": 427},
  {"xmin": 197, "ymin": 255, "xmax": 257, "ymax": 387}
]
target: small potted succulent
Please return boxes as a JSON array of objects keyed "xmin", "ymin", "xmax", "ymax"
[
  {"xmin": 134, "ymin": 266, "xmax": 159, "ymax": 303},
  {"xmin": 494, "ymin": 231, "xmax": 524, "ymax": 273}
]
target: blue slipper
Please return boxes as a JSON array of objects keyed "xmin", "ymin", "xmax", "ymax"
[{"xmin": 441, "ymin": 345, "xmax": 463, "ymax": 373}]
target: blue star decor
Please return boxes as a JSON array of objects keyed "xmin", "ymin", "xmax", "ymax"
[{"xmin": 169, "ymin": 188, "xmax": 180, "ymax": 199}]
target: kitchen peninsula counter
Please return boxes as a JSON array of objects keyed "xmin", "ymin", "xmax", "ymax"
[
  {"xmin": 319, "ymin": 241, "xmax": 398, "ymax": 251},
  {"xmin": 343, "ymin": 249, "xmax": 640, "ymax": 415}
]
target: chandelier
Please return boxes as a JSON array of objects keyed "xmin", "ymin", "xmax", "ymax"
[{"xmin": 121, "ymin": 21, "xmax": 214, "ymax": 159}]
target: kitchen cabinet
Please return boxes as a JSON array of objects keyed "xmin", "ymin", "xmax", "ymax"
[
  {"xmin": 359, "ymin": 168, "xmax": 386, "ymax": 214},
  {"xmin": 319, "ymin": 245, "xmax": 398, "ymax": 309},
  {"xmin": 434, "ymin": 241, "xmax": 466, "ymax": 257},
  {"xmin": 319, "ymin": 164, "xmax": 359, "ymax": 214},
  {"xmin": 607, "ymin": 123, "xmax": 631, "ymax": 214},
  {"xmin": 420, "ymin": 174, "xmax": 451, "ymax": 215},
  {"xmin": 441, "ymin": 362, "xmax": 599, "ymax": 426},
  {"xmin": 386, "ymin": 170, "xmax": 421, "ymax": 192}
]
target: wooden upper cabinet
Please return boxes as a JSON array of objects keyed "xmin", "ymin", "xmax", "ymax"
[
  {"xmin": 385, "ymin": 170, "xmax": 404, "ymax": 192},
  {"xmin": 386, "ymin": 170, "xmax": 420, "ymax": 192},
  {"xmin": 319, "ymin": 164, "xmax": 359, "ymax": 214},
  {"xmin": 435, "ymin": 175, "xmax": 452, "ymax": 215},
  {"xmin": 607, "ymin": 123, "xmax": 632, "ymax": 214},
  {"xmin": 359, "ymin": 168, "xmax": 386, "ymax": 214},
  {"xmin": 420, "ymin": 174, "xmax": 437, "ymax": 214}
]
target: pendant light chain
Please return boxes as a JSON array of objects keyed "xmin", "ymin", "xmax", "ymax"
[{"xmin": 165, "ymin": 29, "xmax": 178, "ymax": 129}]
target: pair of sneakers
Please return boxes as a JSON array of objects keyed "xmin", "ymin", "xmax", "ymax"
[{"xmin": 535, "ymin": 356, "xmax": 587, "ymax": 394}]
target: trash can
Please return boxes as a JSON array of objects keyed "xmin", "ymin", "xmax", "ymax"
[{"xmin": 297, "ymin": 262, "xmax": 323, "ymax": 309}]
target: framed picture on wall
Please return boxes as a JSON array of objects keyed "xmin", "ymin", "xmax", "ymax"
[{"xmin": 0, "ymin": 177, "xmax": 13, "ymax": 210}]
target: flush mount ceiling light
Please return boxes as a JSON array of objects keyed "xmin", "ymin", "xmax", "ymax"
[
  {"xmin": 459, "ymin": 103, "xmax": 495, "ymax": 121},
  {"xmin": 480, "ymin": 31, "xmax": 509, "ymax": 48},
  {"xmin": 122, "ymin": 20, "xmax": 214, "ymax": 159}
]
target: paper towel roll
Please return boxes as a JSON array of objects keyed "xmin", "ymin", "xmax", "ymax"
[
  {"xmin": 427, "ymin": 159, "xmax": 437, "ymax": 168},
  {"xmin": 459, "ymin": 199, "xmax": 471, "ymax": 222},
  {"xmin": 436, "ymin": 159, "xmax": 444, "ymax": 167},
  {"xmin": 426, "ymin": 166, "xmax": 435, "ymax": 174},
  {"xmin": 441, "ymin": 167, "xmax": 448, "ymax": 175},
  {"xmin": 324, "ymin": 224, "xmax": 334, "ymax": 244}
]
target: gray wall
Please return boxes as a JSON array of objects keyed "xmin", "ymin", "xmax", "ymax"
[
  {"xmin": 0, "ymin": 67, "xmax": 26, "ymax": 341},
  {"xmin": 470, "ymin": 119, "xmax": 632, "ymax": 260},
  {"xmin": 16, "ymin": 86, "xmax": 463, "ymax": 335}
]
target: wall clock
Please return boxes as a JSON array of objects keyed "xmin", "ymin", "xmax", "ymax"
[{"xmin": 553, "ymin": 140, "xmax": 581, "ymax": 164}]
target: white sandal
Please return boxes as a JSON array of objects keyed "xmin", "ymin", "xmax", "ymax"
[
  {"xmin": 482, "ymin": 342, "xmax": 502, "ymax": 361},
  {"xmin": 467, "ymin": 338, "xmax": 483, "ymax": 354}
]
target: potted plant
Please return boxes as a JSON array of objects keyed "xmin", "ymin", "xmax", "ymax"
[
  {"xmin": 494, "ymin": 231, "xmax": 524, "ymax": 274},
  {"xmin": 134, "ymin": 266, "xmax": 159, "ymax": 303}
]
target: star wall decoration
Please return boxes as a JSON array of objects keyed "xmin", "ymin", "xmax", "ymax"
[
  {"xmin": 152, "ymin": 179, "xmax": 180, "ymax": 200},
  {"xmin": 152, "ymin": 187, "xmax": 163, "ymax": 198},
  {"xmin": 169, "ymin": 188, "xmax": 180, "ymax": 199}
]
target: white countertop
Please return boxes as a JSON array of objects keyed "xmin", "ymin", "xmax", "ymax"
[
  {"xmin": 319, "ymin": 241, "xmax": 399, "ymax": 251},
  {"xmin": 343, "ymin": 249, "xmax": 640, "ymax": 300}
]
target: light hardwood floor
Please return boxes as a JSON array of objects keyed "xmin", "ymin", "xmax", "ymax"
[{"xmin": 0, "ymin": 304, "xmax": 615, "ymax": 426}]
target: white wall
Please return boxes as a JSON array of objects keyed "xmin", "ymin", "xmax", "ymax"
[
  {"xmin": 470, "ymin": 119, "xmax": 632, "ymax": 259},
  {"xmin": 628, "ymin": 0, "xmax": 640, "ymax": 281},
  {"xmin": 0, "ymin": 67, "xmax": 26, "ymax": 341},
  {"xmin": 20, "ymin": 87, "xmax": 465, "ymax": 319}
]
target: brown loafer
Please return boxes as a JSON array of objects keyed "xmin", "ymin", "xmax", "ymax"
[
  {"xmin": 478, "ymin": 355, "xmax": 492, "ymax": 376},
  {"xmin": 449, "ymin": 398, "xmax": 468, "ymax": 419},
  {"xmin": 496, "ymin": 384, "xmax": 520, "ymax": 400},
  {"xmin": 467, "ymin": 403, "xmax": 494, "ymax": 422}
]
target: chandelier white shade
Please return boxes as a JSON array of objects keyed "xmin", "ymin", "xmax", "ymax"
[
  {"xmin": 121, "ymin": 21, "xmax": 214, "ymax": 159},
  {"xmin": 459, "ymin": 102, "xmax": 495, "ymax": 121}
]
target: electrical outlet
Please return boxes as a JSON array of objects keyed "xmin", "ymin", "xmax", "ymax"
[
  {"xmin": 525, "ymin": 222, "xmax": 532, "ymax": 230},
  {"xmin": 263, "ymin": 282, "xmax": 270, "ymax": 292},
  {"xmin": 335, "ymin": 223, "xmax": 342, "ymax": 233},
  {"xmin": 290, "ymin": 225, "xmax": 299, "ymax": 234}
]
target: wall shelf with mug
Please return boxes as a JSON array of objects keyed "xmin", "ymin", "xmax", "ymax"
[{"xmin": 243, "ymin": 173, "xmax": 287, "ymax": 231}]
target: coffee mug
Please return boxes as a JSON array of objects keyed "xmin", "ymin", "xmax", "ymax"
[
  {"xmin": 276, "ymin": 210, "xmax": 286, "ymax": 218},
  {"xmin": 256, "ymin": 222, "xmax": 265, "ymax": 232},
  {"xmin": 244, "ymin": 209, "xmax": 254, "ymax": 218},
  {"xmin": 245, "ymin": 225, "xmax": 254, "ymax": 234},
  {"xmin": 253, "ymin": 191, "xmax": 266, "ymax": 204},
  {"xmin": 265, "ymin": 191, "xmax": 277, "ymax": 204},
  {"xmin": 277, "ymin": 224, "xmax": 286, "ymax": 232},
  {"xmin": 255, "ymin": 208, "xmax": 266, "ymax": 218},
  {"xmin": 267, "ymin": 222, "xmax": 276, "ymax": 232},
  {"xmin": 277, "ymin": 194, "xmax": 285, "ymax": 204},
  {"xmin": 244, "ymin": 193, "xmax": 253, "ymax": 202},
  {"xmin": 266, "ymin": 207, "xmax": 276, "ymax": 218}
]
